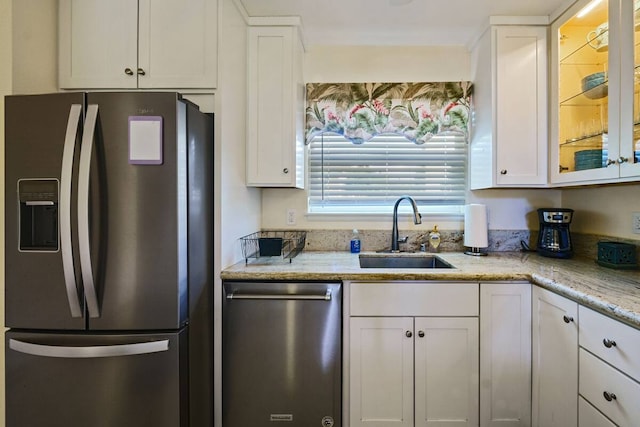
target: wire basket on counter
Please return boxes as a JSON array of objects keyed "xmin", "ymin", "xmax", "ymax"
[{"xmin": 240, "ymin": 231, "xmax": 307, "ymax": 263}]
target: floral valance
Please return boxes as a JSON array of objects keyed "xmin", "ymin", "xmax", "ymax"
[{"xmin": 305, "ymin": 82, "xmax": 473, "ymax": 145}]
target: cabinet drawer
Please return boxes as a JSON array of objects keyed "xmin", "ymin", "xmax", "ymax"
[
  {"xmin": 350, "ymin": 282, "xmax": 479, "ymax": 316},
  {"xmin": 579, "ymin": 349, "xmax": 640, "ymax": 427},
  {"xmin": 579, "ymin": 306, "xmax": 640, "ymax": 380},
  {"xmin": 579, "ymin": 397, "xmax": 616, "ymax": 427}
]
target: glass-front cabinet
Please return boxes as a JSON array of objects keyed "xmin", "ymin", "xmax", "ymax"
[{"xmin": 551, "ymin": 0, "xmax": 640, "ymax": 184}]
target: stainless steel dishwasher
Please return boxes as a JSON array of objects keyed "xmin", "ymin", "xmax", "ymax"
[{"xmin": 222, "ymin": 281, "xmax": 342, "ymax": 427}]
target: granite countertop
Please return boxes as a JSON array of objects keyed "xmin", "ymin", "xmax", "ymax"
[{"xmin": 221, "ymin": 251, "xmax": 640, "ymax": 328}]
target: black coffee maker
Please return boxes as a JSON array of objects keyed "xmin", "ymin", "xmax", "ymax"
[{"xmin": 537, "ymin": 208, "xmax": 574, "ymax": 258}]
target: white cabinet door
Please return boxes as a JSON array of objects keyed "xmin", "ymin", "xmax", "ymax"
[
  {"xmin": 138, "ymin": 0, "xmax": 217, "ymax": 88},
  {"xmin": 350, "ymin": 317, "xmax": 414, "ymax": 427},
  {"xmin": 414, "ymin": 317, "xmax": 479, "ymax": 427},
  {"xmin": 480, "ymin": 282, "xmax": 532, "ymax": 427},
  {"xmin": 532, "ymin": 287, "xmax": 578, "ymax": 427},
  {"xmin": 494, "ymin": 26, "xmax": 548, "ymax": 186},
  {"xmin": 246, "ymin": 25, "xmax": 305, "ymax": 188},
  {"xmin": 59, "ymin": 0, "xmax": 138, "ymax": 89}
]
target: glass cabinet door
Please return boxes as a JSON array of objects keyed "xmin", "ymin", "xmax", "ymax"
[{"xmin": 557, "ymin": 0, "xmax": 611, "ymax": 175}]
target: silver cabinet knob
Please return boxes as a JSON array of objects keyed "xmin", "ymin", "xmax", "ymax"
[
  {"xmin": 603, "ymin": 391, "xmax": 617, "ymax": 402},
  {"xmin": 563, "ymin": 315, "xmax": 574, "ymax": 323},
  {"xmin": 617, "ymin": 156, "xmax": 628, "ymax": 164},
  {"xmin": 283, "ymin": 168, "xmax": 289, "ymax": 174},
  {"xmin": 606, "ymin": 158, "xmax": 617, "ymax": 167},
  {"xmin": 137, "ymin": 68, "xmax": 146, "ymax": 76},
  {"xmin": 500, "ymin": 169, "xmax": 507, "ymax": 175},
  {"xmin": 418, "ymin": 330, "xmax": 425, "ymax": 338},
  {"xmin": 603, "ymin": 338, "xmax": 617, "ymax": 348},
  {"xmin": 405, "ymin": 331, "xmax": 412, "ymax": 338},
  {"xmin": 124, "ymin": 68, "xmax": 134, "ymax": 76}
]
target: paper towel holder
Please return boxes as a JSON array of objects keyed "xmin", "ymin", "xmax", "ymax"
[
  {"xmin": 465, "ymin": 247, "xmax": 488, "ymax": 256},
  {"xmin": 464, "ymin": 203, "xmax": 489, "ymax": 256}
]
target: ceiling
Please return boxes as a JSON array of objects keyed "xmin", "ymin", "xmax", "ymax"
[{"xmin": 239, "ymin": 0, "xmax": 577, "ymax": 47}]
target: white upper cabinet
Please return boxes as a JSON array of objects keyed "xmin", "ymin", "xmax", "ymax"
[
  {"xmin": 246, "ymin": 24, "xmax": 305, "ymax": 188},
  {"xmin": 550, "ymin": 0, "xmax": 640, "ymax": 184},
  {"xmin": 59, "ymin": 0, "xmax": 218, "ymax": 89},
  {"xmin": 470, "ymin": 25, "xmax": 548, "ymax": 189}
]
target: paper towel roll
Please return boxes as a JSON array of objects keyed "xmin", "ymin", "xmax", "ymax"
[{"xmin": 464, "ymin": 204, "xmax": 488, "ymax": 248}]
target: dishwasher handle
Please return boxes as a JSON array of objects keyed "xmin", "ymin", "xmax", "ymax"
[{"xmin": 226, "ymin": 289, "xmax": 332, "ymax": 301}]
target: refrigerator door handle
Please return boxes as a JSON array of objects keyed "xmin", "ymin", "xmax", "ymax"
[
  {"xmin": 61, "ymin": 104, "xmax": 83, "ymax": 318},
  {"xmin": 9, "ymin": 338, "xmax": 169, "ymax": 358},
  {"xmin": 78, "ymin": 104, "xmax": 100, "ymax": 318}
]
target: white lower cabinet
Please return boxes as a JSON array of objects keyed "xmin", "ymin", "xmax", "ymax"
[
  {"xmin": 348, "ymin": 281, "xmax": 479, "ymax": 427},
  {"xmin": 349, "ymin": 316, "xmax": 479, "ymax": 427},
  {"xmin": 532, "ymin": 287, "xmax": 578, "ymax": 427},
  {"xmin": 578, "ymin": 306, "xmax": 640, "ymax": 427},
  {"xmin": 480, "ymin": 282, "xmax": 532, "ymax": 427}
]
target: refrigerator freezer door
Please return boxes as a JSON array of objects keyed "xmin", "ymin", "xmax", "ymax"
[
  {"xmin": 84, "ymin": 92, "xmax": 188, "ymax": 330},
  {"xmin": 6, "ymin": 329, "xmax": 188, "ymax": 427},
  {"xmin": 5, "ymin": 93, "xmax": 86, "ymax": 330}
]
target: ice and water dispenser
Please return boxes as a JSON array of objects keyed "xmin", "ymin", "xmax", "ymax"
[{"xmin": 18, "ymin": 179, "xmax": 59, "ymax": 251}]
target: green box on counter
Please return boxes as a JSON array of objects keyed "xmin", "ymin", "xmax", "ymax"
[{"xmin": 597, "ymin": 241, "xmax": 638, "ymax": 269}]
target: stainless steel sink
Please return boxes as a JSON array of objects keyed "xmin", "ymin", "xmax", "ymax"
[{"xmin": 358, "ymin": 254, "xmax": 454, "ymax": 269}]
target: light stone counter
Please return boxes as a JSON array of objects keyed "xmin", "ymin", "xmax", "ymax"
[{"xmin": 221, "ymin": 251, "xmax": 640, "ymax": 328}]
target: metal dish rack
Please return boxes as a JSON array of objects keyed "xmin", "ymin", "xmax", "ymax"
[{"xmin": 240, "ymin": 231, "xmax": 307, "ymax": 263}]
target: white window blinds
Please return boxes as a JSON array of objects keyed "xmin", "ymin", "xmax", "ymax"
[{"xmin": 308, "ymin": 133, "xmax": 467, "ymax": 213}]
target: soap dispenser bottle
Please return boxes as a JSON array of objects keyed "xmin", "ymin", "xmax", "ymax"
[
  {"xmin": 350, "ymin": 229, "xmax": 361, "ymax": 253},
  {"xmin": 428, "ymin": 225, "xmax": 441, "ymax": 253}
]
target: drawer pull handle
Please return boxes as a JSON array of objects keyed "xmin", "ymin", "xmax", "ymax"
[
  {"xmin": 563, "ymin": 315, "xmax": 574, "ymax": 323},
  {"xmin": 603, "ymin": 391, "xmax": 617, "ymax": 402},
  {"xmin": 603, "ymin": 338, "xmax": 617, "ymax": 348},
  {"xmin": 405, "ymin": 331, "xmax": 412, "ymax": 338}
]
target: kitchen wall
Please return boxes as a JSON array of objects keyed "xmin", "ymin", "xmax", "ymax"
[
  {"xmin": 217, "ymin": 0, "xmax": 260, "ymax": 270},
  {"xmin": 261, "ymin": 45, "xmax": 563, "ymax": 232},
  {"xmin": 0, "ymin": 0, "xmax": 9, "ymax": 423},
  {"xmin": 11, "ymin": 0, "xmax": 57, "ymax": 95},
  {"xmin": 563, "ymin": 184, "xmax": 640, "ymax": 239},
  {"xmin": 214, "ymin": 0, "xmax": 258, "ymax": 425}
]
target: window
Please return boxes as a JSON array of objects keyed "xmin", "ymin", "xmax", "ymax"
[
  {"xmin": 308, "ymin": 133, "xmax": 467, "ymax": 214},
  {"xmin": 305, "ymin": 82, "xmax": 472, "ymax": 215}
]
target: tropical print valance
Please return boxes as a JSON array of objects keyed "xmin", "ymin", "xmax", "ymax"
[{"xmin": 305, "ymin": 82, "xmax": 473, "ymax": 145}]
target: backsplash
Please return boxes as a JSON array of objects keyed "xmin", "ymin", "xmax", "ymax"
[
  {"xmin": 290, "ymin": 229, "xmax": 640, "ymax": 259},
  {"xmin": 301, "ymin": 229, "xmax": 530, "ymax": 253}
]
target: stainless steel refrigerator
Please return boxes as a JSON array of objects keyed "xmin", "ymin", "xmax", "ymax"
[{"xmin": 4, "ymin": 92, "xmax": 213, "ymax": 427}]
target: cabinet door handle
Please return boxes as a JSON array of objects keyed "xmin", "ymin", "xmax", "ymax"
[
  {"xmin": 603, "ymin": 391, "xmax": 617, "ymax": 402},
  {"xmin": 405, "ymin": 331, "xmax": 412, "ymax": 338},
  {"xmin": 617, "ymin": 156, "xmax": 628, "ymax": 164},
  {"xmin": 124, "ymin": 67, "xmax": 134, "ymax": 76},
  {"xmin": 603, "ymin": 338, "xmax": 617, "ymax": 348},
  {"xmin": 418, "ymin": 330, "xmax": 425, "ymax": 338},
  {"xmin": 500, "ymin": 169, "xmax": 507, "ymax": 175},
  {"xmin": 563, "ymin": 315, "xmax": 574, "ymax": 323},
  {"xmin": 283, "ymin": 168, "xmax": 289, "ymax": 174},
  {"xmin": 605, "ymin": 158, "xmax": 617, "ymax": 167},
  {"xmin": 137, "ymin": 68, "xmax": 146, "ymax": 76}
]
